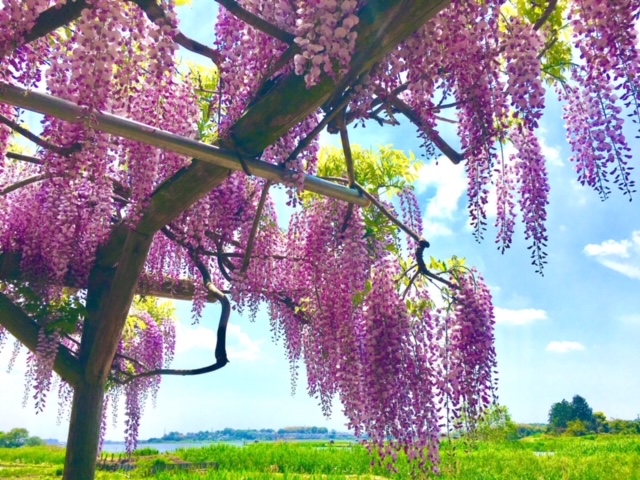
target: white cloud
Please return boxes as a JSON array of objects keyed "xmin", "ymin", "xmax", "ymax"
[
  {"xmin": 174, "ymin": 322, "xmax": 264, "ymax": 361},
  {"xmin": 538, "ymin": 131, "xmax": 563, "ymax": 167},
  {"xmin": 546, "ymin": 341, "xmax": 586, "ymax": 353},
  {"xmin": 584, "ymin": 239, "xmax": 632, "ymax": 258},
  {"xmin": 494, "ymin": 307, "xmax": 548, "ymax": 326},
  {"xmin": 416, "ymin": 157, "xmax": 467, "ymax": 220},
  {"xmin": 226, "ymin": 324, "xmax": 264, "ymax": 361},
  {"xmin": 423, "ymin": 221, "xmax": 453, "ymax": 238},
  {"xmin": 619, "ymin": 314, "xmax": 640, "ymax": 326},
  {"xmin": 584, "ymin": 232, "xmax": 640, "ymax": 279}
]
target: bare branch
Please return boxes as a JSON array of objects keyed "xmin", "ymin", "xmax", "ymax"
[
  {"xmin": 161, "ymin": 227, "xmax": 220, "ymax": 258},
  {"xmin": 537, "ymin": 35, "xmax": 559, "ymax": 61},
  {"xmin": 241, "ymin": 180, "xmax": 272, "ymax": 273},
  {"xmin": 114, "ymin": 351, "xmax": 150, "ymax": 372},
  {"xmin": 434, "ymin": 114, "xmax": 457, "ymax": 124},
  {"xmin": 1, "ymin": 174, "xmax": 48, "ymax": 196},
  {"xmin": 415, "ymin": 240, "xmax": 455, "ymax": 289},
  {"xmin": 215, "ymin": 0, "xmax": 295, "ymax": 45},
  {"xmin": 0, "ymin": 114, "xmax": 81, "ymax": 156},
  {"xmin": 387, "ymin": 96, "xmax": 464, "ymax": 164},
  {"xmin": 337, "ymin": 83, "xmax": 409, "ymax": 131},
  {"xmin": 354, "ymin": 181, "xmax": 425, "ymax": 244},
  {"xmin": 533, "ymin": 0, "xmax": 558, "ymax": 31},
  {"xmin": 338, "ymin": 115, "xmax": 356, "ymax": 187}
]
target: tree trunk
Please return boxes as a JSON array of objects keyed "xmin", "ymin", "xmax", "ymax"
[{"xmin": 63, "ymin": 380, "xmax": 105, "ymax": 480}]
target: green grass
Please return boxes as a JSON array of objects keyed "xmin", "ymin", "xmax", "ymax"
[{"xmin": 1, "ymin": 435, "xmax": 640, "ymax": 479}]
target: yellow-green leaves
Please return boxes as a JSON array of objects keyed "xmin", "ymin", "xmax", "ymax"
[
  {"xmin": 188, "ymin": 63, "xmax": 220, "ymax": 143},
  {"xmin": 318, "ymin": 144, "xmax": 420, "ymax": 195},
  {"xmin": 122, "ymin": 296, "xmax": 176, "ymax": 341},
  {"xmin": 501, "ymin": 0, "xmax": 573, "ymax": 85}
]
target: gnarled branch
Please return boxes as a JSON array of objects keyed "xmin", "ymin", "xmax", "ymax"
[
  {"xmin": 114, "ymin": 255, "xmax": 230, "ymax": 384},
  {"xmin": 22, "ymin": 0, "xmax": 88, "ymax": 45}
]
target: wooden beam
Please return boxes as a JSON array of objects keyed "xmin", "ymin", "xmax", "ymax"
[{"xmin": 0, "ymin": 83, "xmax": 368, "ymax": 207}]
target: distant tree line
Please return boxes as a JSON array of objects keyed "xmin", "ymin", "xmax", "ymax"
[
  {"xmin": 0, "ymin": 428, "xmax": 45, "ymax": 448},
  {"xmin": 548, "ymin": 395, "xmax": 640, "ymax": 436}
]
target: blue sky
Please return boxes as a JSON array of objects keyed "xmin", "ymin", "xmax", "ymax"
[{"xmin": 1, "ymin": 1, "xmax": 639, "ymax": 442}]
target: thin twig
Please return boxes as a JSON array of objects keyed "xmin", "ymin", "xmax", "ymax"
[
  {"xmin": 215, "ymin": 0, "xmax": 295, "ymax": 44},
  {"xmin": 5, "ymin": 151, "xmax": 131, "ymax": 200},
  {"xmin": 241, "ymin": 180, "xmax": 272, "ymax": 273},
  {"xmin": 401, "ymin": 270, "xmax": 420, "ymax": 300},
  {"xmin": 0, "ymin": 114, "xmax": 81, "ymax": 156},
  {"xmin": 131, "ymin": 0, "xmax": 222, "ymax": 64},
  {"xmin": 537, "ymin": 35, "xmax": 559, "ymax": 60},
  {"xmin": 282, "ymin": 92, "xmax": 353, "ymax": 166},
  {"xmin": 387, "ymin": 97, "xmax": 464, "ymax": 164},
  {"xmin": 354, "ymin": 181, "xmax": 424, "ymax": 244},
  {"xmin": 338, "ymin": 112, "xmax": 356, "ymax": 232},
  {"xmin": 434, "ymin": 114, "xmax": 457, "ymax": 124},
  {"xmin": 339, "ymin": 83, "xmax": 409, "ymax": 130}
]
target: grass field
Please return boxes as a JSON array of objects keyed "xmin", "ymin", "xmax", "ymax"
[{"xmin": 1, "ymin": 435, "xmax": 640, "ymax": 479}]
